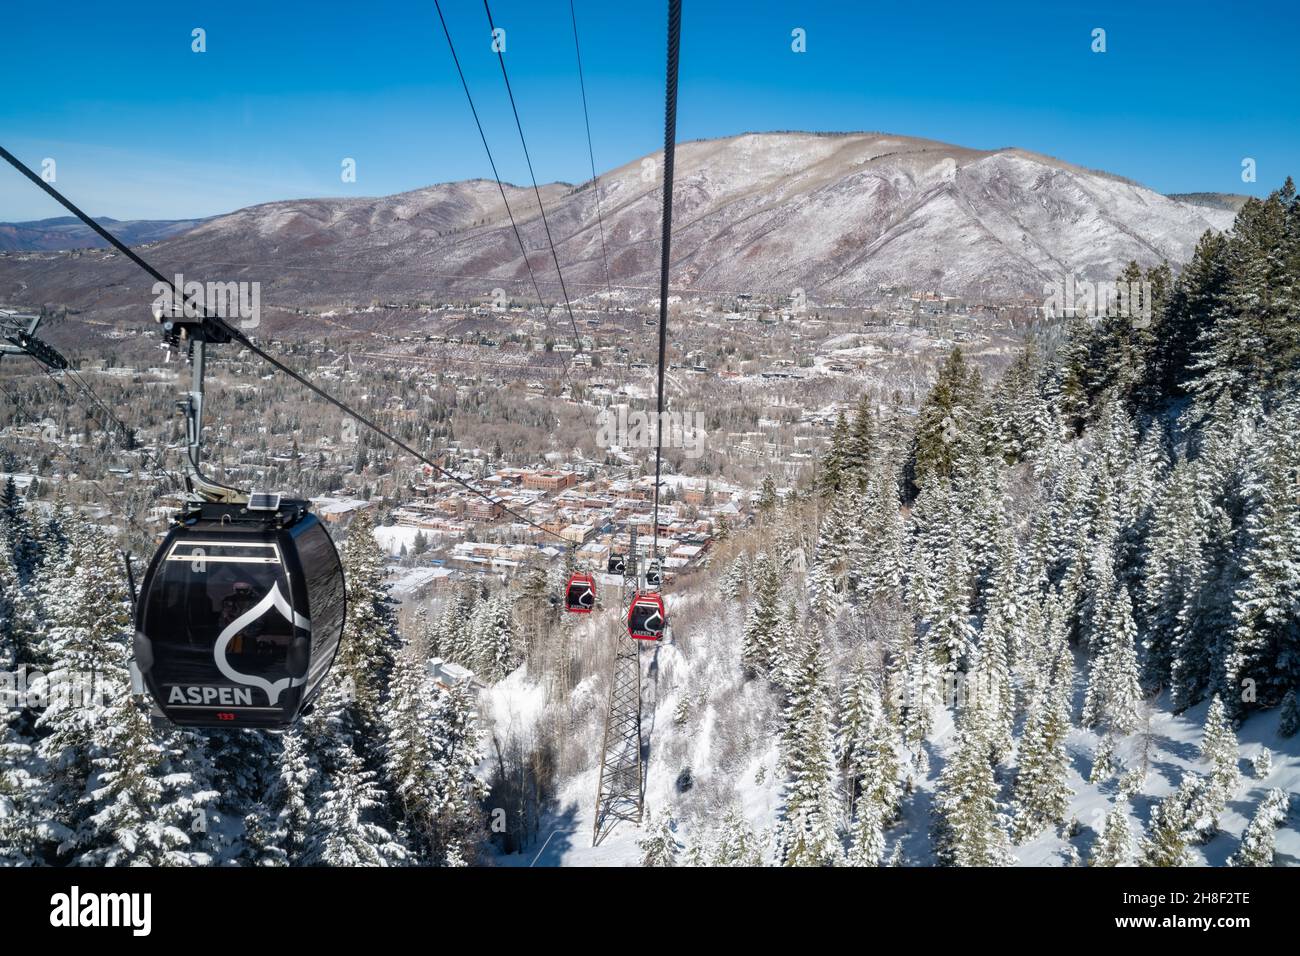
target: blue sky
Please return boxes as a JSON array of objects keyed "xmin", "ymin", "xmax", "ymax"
[{"xmin": 2, "ymin": 0, "xmax": 1296, "ymax": 221}]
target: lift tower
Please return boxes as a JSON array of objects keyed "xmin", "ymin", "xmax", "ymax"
[{"xmin": 592, "ymin": 525, "xmax": 643, "ymax": 845}]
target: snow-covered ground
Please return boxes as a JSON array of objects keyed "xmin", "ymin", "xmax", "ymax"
[
  {"xmin": 373, "ymin": 525, "xmax": 423, "ymax": 556},
  {"xmin": 481, "ymin": 606, "xmax": 1298, "ymax": 867}
]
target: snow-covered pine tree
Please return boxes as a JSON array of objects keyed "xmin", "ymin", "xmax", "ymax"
[
  {"xmin": 970, "ymin": 604, "xmax": 1015, "ymax": 762},
  {"xmin": 30, "ymin": 515, "xmax": 127, "ymax": 828},
  {"xmin": 912, "ymin": 345, "xmax": 982, "ymax": 487},
  {"xmin": 981, "ymin": 344, "xmax": 1049, "ymax": 465},
  {"xmin": 1280, "ymin": 690, "xmax": 1299, "ymax": 738},
  {"xmin": 897, "ymin": 624, "xmax": 938, "ymax": 770},
  {"xmin": 1140, "ymin": 460, "xmax": 1206, "ymax": 694},
  {"xmin": 1227, "ymin": 788, "xmax": 1290, "ymax": 867},
  {"xmin": 423, "ymin": 680, "xmax": 487, "ymax": 865},
  {"xmin": 1081, "ymin": 583, "xmax": 1143, "ymax": 735},
  {"xmin": 380, "ymin": 638, "xmax": 485, "ymax": 864},
  {"xmin": 1199, "ymin": 695, "xmax": 1240, "ymax": 812},
  {"xmin": 1142, "ymin": 230, "xmax": 1230, "ymax": 405},
  {"xmin": 842, "ymin": 392, "xmax": 876, "ymax": 487},
  {"xmin": 307, "ymin": 738, "xmax": 405, "ymax": 867},
  {"xmin": 957, "ymin": 463, "xmax": 1004, "ymax": 593},
  {"xmin": 1139, "ymin": 772, "xmax": 1217, "ymax": 866},
  {"xmin": 0, "ymin": 765, "xmax": 36, "ymax": 865},
  {"xmin": 1089, "ymin": 804, "xmax": 1134, "ymax": 867},
  {"xmin": 705, "ymin": 806, "xmax": 766, "ymax": 866},
  {"xmin": 1222, "ymin": 408, "xmax": 1300, "ymax": 710},
  {"xmin": 75, "ymin": 689, "xmax": 218, "ymax": 866},
  {"xmin": 1139, "ymin": 788, "xmax": 1193, "ymax": 867},
  {"xmin": 906, "ymin": 478, "xmax": 954, "ymax": 622},
  {"xmin": 0, "ymin": 477, "xmax": 42, "ymax": 593},
  {"xmin": 381, "ymin": 640, "xmax": 441, "ymax": 859},
  {"xmin": 776, "ymin": 636, "xmax": 842, "ymax": 867},
  {"xmin": 1079, "ymin": 508, "xmax": 1120, "ymax": 652},
  {"xmin": 856, "ymin": 475, "xmax": 908, "ymax": 606},
  {"xmin": 0, "ymin": 528, "xmax": 20, "ymax": 672},
  {"xmin": 1122, "ymin": 426, "xmax": 1167, "ymax": 578},
  {"xmin": 980, "ymin": 513, "xmax": 1028, "ymax": 672},
  {"xmin": 335, "ymin": 507, "xmax": 399, "ymax": 742},
  {"xmin": 244, "ymin": 729, "xmax": 315, "ymax": 866},
  {"xmin": 0, "ymin": 515, "xmax": 37, "ymax": 864},
  {"xmin": 1089, "ymin": 733, "xmax": 1118, "ymax": 785},
  {"xmin": 720, "ymin": 553, "xmax": 749, "ymax": 602},
  {"xmin": 470, "ymin": 593, "xmax": 519, "ymax": 682},
  {"xmin": 933, "ymin": 710, "xmax": 1013, "ymax": 867},
  {"xmin": 845, "ymin": 678, "xmax": 902, "ymax": 867},
  {"xmin": 0, "ymin": 683, "xmax": 38, "ymax": 865},
  {"xmin": 807, "ymin": 555, "xmax": 841, "ymax": 621},
  {"xmin": 1009, "ymin": 642, "xmax": 1074, "ymax": 843},
  {"xmin": 637, "ymin": 808, "xmax": 682, "ymax": 867},
  {"xmin": 1171, "ymin": 405, "xmax": 1252, "ymax": 691},
  {"xmin": 1024, "ymin": 585, "xmax": 1068, "ymax": 700},
  {"xmin": 1186, "ymin": 183, "xmax": 1298, "ymax": 407},
  {"xmin": 847, "ymin": 788, "xmax": 886, "ymax": 867},
  {"xmin": 835, "ymin": 653, "xmax": 875, "ymax": 769},
  {"xmin": 513, "ymin": 561, "xmax": 550, "ymax": 650},
  {"xmin": 464, "ymin": 599, "xmax": 492, "ymax": 676},
  {"xmin": 35, "ymin": 517, "xmax": 218, "ymax": 865},
  {"xmin": 817, "ymin": 412, "xmax": 850, "ymax": 498},
  {"xmin": 435, "ymin": 578, "xmax": 481, "ymax": 665},
  {"xmin": 1056, "ymin": 314, "xmax": 1098, "ymax": 434},
  {"xmin": 930, "ymin": 543, "xmax": 976, "ymax": 674},
  {"xmin": 741, "ymin": 554, "xmax": 782, "ymax": 678},
  {"xmin": 1251, "ymin": 748, "xmax": 1272, "ymax": 779}
]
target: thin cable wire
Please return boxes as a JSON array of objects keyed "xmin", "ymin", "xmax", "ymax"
[
  {"xmin": 650, "ymin": 0, "xmax": 682, "ymax": 567},
  {"xmin": 569, "ymin": 0, "xmax": 615, "ymax": 311},
  {"xmin": 27, "ymin": 358, "xmax": 178, "ymax": 489},
  {"xmin": 433, "ymin": 0, "xmax": 577, "ymax": 377},
  {"xmin": 482, "ymin": 0, "xmax": 584, "ymax": 354},
  {"xmin": 65, "ymin": 367, "xmax": 136, "ymax": 445},
  {"xmin": 24, "ymin": 358, "xmax": 179, "ymax": 545},
  {"xmin": 432, "ymin": 0, "xmax": 550, "ymax": 315},
  {"xmin": 0, "ymin": 144, "xmax": 569, "ymax": 544}
]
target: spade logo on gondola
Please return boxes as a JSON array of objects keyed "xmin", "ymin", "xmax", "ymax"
[{"xmin": 214, "ymin": 583, "xmax": 311, "ymax": 706}]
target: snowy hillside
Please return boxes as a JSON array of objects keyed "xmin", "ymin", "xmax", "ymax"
[
  {"xmin": 484, "ymin": 606, "xmax": 1299, "ymax": 867},
  {"xmin": 184, "ymin": 133, "xmax": 1238, "ymax": 300},
  {"xmin": 0, "ymin": 132, "xmax": 1236, "ymax": 313},
  {"xmin": 472, "ymin": 184, "xmax": 1300, "ymax": 867}
]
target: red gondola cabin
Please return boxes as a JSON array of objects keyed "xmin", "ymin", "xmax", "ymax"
[
  {"xmin": 626, "ymin": 591, "xmax": 666, "ymax": 640},
  {"xmin": 564, "ymin": 572, "xmax": 596, "ymax": 613}
]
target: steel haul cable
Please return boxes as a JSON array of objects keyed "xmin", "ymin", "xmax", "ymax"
[
  {"xmin": 19, "ymin": 359, "xmax": 174, "ymax": 545},
  {"xmin": 482, "ymin": 0, "xmax": 584, "ymax": 356},
  {"xmin": 0, "ymin": 144, "xmax": 571, "ymax": 545},
  {"xmin": 27, "ymin": 357, "xmax": 180, "ymax": 491},
  {"xmin": 432, "ymin": 0, "xmax": 550, "ymax": 319},
  {"xmin": 434, "ymin": 0, "xmax": 581, "ymax": 381},
  {"xmin": 569, "ymin": 0, "xmax": 615, "ymax": 313},
  {"xmin": 650, "ymin": 0, "xmax": 682, "ymax": 565}
]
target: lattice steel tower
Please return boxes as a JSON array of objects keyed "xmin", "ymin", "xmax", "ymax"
[{"xmin": 592, "ymin": 526, "xmax": 644, "ymax": 845}]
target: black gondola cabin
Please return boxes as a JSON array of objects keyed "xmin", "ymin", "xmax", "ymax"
[{"xmin": 134, "ymin": 500, "xmax": 346, "ymax": 729}]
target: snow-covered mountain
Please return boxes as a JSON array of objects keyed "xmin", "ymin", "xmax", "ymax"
[{"xmin": 0, "ymin": 132, "xmax": 1236, "ymax": 308}]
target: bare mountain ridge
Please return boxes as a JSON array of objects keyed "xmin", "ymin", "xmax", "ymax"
[
  {"xmin": 0, "ymin": 215, "xmax": 212, "ymax": 253},
  {"xmin": 0, "ymin": 132, "xmax": 1237, "ymax": 311}
]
